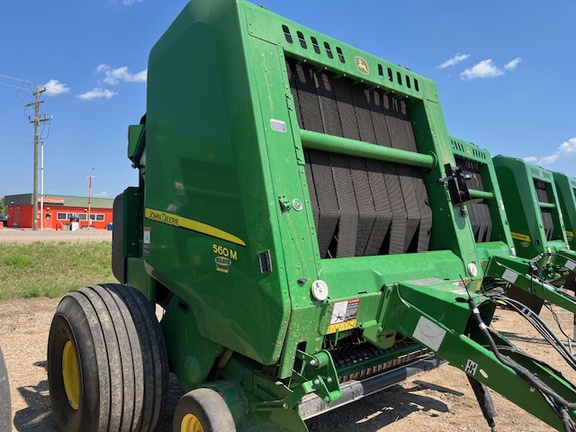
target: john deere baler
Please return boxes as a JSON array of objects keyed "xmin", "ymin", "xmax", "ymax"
[
  {"xmin": 451, "ymin": 138, "xmax": 576, "ymax": 315},
  {"xmin": 553, "ymin": 171, "xmax": 576, "ymax": 252},
  {"xmin": 493, "ymin": 155, "xmax": 576, "ymax": 286},
  {"xmin": 47, "ymin": 1, "xmax": 576, "ymax": 431}
]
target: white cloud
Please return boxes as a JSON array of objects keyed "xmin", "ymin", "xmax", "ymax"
[
  {"xmin": 559, "ymin": 138, "xmax": 576, "ymax": 155},
  {"xmin": 96, "ymin": 63, "xmax": 146, "ymax": 85},
  {"xmin": 77, "ymin": 88, "xmax": 117, "ymax": 101},
  {"xmin": 504, "ymin": 57, "xmax": 522, "ymax": 71},
  {"xmin": 437, "ymin": 53, "xmax": 470, "ymax": 69},
  {"xmin": 460, "ymin": 57, "xmax": 522, "ymax": 80},
  {"xmin": 522, "ymin": 156, "xmax": 538, "ymax": 163},
  {"xmin": 121, "ymin": 0, "xmax": 143, "ymax": 4},
  {"xmin": 44, "ymin": 79, "xmax": 70, "ymax": 96},
  {"xmin": 540, "ymin": 154, "xmax": 559, "ymax": 165},
  {"xmin": 93, "ymin": 191, "xmax": 108, "ymax": 198},
  {"xmin": 460, "ymin": 59, "xmax": 504, "ymax": 80},
  {"xmin": 524, "ymin": 138, "xmax": 576, "ymax": 166}
]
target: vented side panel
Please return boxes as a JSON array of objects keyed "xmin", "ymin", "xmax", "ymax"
[
  {"xmin": 286, "ymin": 58, "xmax": 431, "ymax": 258},
  {"xmin": 534, "ymin": 179, "xmax": 554, "ymax": 241},
  {"xmin": 455, "ymin": 156, "xmax": 492, "ymax": 243}
]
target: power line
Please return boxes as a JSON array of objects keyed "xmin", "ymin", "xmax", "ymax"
[
  {"xmin": 0, "ymin": 82, "xmax": 26, "ymax": 90},
  {"xmin": 0, "ymin": 73, "xmax": 35, "ymax": 84}
]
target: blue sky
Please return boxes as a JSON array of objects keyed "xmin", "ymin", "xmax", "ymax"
[{"xmin": 1, "ymin": 0, "xmax": 574, "ymax": 201}]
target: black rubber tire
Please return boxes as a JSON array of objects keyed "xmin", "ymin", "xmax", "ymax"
[
  {"xmin": 173, "ymin": 388, "xmax": 236, "ymax": 432},
  {"xmin": 47, "ymin": 284, "xmax": 169, "ymax": 432},
  {"xmin": 0, "ymin": 346, "xmax": 11, "ymax": 432}
]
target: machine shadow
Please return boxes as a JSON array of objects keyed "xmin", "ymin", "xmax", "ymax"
[
  {"xmin": 13, "ymin": 361, "xmax": 56, "ymax": 432},
  {"xmin": 13, "ymin": 364, "xmax": 183, "ymax": 432},
  {"xmin": 306, "ymin": 380, "xmax": 454, "ymax": 431}
]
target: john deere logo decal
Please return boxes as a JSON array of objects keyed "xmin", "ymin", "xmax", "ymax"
[{"xmin": 355, "ymin": 56, "xmax": 369, "ymax": 75}]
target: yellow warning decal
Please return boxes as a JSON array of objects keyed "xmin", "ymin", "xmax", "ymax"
[
  {"xmin": 327, "ymin": 299, "xmax": 360, "ymax": 334},
  {"xmin": 566, "ymin": 231, "xmax": 574, "ymax": 240},
  {"xmin": 510, "ymin": 232, "xmax": 531, "ymax": 243},
  {"xmin": 328, "ymin": 320, "xmax": 357, "ymax": 334},
  {"xmin": 145, "ymin": 208, "xmax": 246, "ymax": 247}
]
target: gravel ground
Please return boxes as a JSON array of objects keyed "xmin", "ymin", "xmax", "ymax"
[
  {"xmin": 0, "ymin": 298, "xmax": 568, "ymax": 432},
  {"xmin": 0, "ymin": 228, "xmax": 111, "ymax": 244},
  {"xmin": 0, "ymin": 230, "xmax": 571, "ymax": 431}
]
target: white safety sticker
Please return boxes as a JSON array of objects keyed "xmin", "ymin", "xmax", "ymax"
[
  {"xmin": 327, "ymin": 299, "xmax": 360, "ymax": 334},
  {"xmin": 143, "ymin": 227, "xmax": 151, "ymax": 256},
  {"xmin": 413, "ymin": 316, "xmax": 446, "ymax": 352},
  {"xmin": 566, "ymin": 260, "xmax": 576, "ymax": 271},
  {"xmin": 407, "ymin": 277, "xmax": 443, "ymax": 286},
  {"xmin": 465, "ymin": 359, "xmax": 479, "ymax": 376},
  {"xmin": 502, "ymin": 269, "xmax": 518, "ymax": 284},
  {"xmin": 270, "ymin": 119, "xmax": 287, "ymax": 133}
]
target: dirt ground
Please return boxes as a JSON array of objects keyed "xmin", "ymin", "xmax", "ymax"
[
  {"xmin": 2, "ymin": 299, "xmax": 573, "ymax": 431},
  {"xmin": 0, "ymin": 228, "xmax": 111, "ymax": 244},
  {"xmin": 0, "ymin": 230, "xmax": 573, "ymax": 431}
]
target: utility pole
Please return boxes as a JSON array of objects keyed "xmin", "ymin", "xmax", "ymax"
[
  {"xmin": 40, "ymin": 140, "xmax": 45, "ymax": 230},
  {"xmin": 25, "ymin": 86, "xmax": 49, "ymax": 230},
  {"xmin": 87, "ymin": 175, "xmax": 95, "ymax": 229}
]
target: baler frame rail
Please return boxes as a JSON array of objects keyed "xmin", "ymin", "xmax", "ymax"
[
  {"xmin": 484, "ymin": 255, "xmax": 576, "ymax": 315},
  {"xmin": 390, "ymin": 281, "xmax": 576, "ymax": 431}
]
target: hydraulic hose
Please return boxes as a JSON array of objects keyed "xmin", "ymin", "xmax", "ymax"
[{"xmin": 466, "ymin": 297, "xmax": 576, "ymax": 430}]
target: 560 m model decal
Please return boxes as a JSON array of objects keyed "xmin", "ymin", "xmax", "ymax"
[{"xmin": 145, "ymin": 208, "xmax": 246, "ymax": 247}]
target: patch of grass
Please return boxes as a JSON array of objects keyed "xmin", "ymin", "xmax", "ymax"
[
  {"xmin": 3, "ymin": 255, "xmax": 33, "ymax": 267},
  {"xmin": 0, "ymin": 242, "xmax": 116, "ymax": 300}
]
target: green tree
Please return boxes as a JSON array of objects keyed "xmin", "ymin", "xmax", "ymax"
[{"xmin": 0, "ymin": 198, "xmax": 4, "ymax": 215}]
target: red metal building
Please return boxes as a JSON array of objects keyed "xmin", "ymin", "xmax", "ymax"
[{"xmin": 4, "ymin": 194, "xmax": 114, "ymax": 230}]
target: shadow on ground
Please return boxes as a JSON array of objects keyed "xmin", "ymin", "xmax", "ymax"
[
  {"xmin": 12, "ymin": 364, "xmax": 183, "ymax": 432},
  {"xmin": 306, "ymin": 381, "xmax": 453, "ymax": 431},
  {"xmin": 12, "ymin": 370, "xmax": 456, "ymax": 431},
  {"xmin": 13, "ymin": 361, "xmax": 55, "ymax": 432},
  {"xmin": 498, "ymin": 331, "xmax": 551, "ymax": 347}
]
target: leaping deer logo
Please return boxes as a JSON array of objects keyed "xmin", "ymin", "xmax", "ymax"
[{"xmin": 355, "ymin": 56, "xmax": 369, "ymax": 75}]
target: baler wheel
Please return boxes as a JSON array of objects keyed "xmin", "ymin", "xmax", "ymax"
[
  {"xmin": 47, "ymin": 284, "xmax": 168, "ymax": 432},
  {"xmin": 0, "ymin": 346, "xmax": 11, "ymax": 432},
  {"xmin": 174, "ymin": 388, "xmax": 236, "ymax": 432}
]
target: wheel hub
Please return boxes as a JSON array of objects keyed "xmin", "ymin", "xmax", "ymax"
[
  {"xmin": 62, "ymin": 340, "xmax": 80, "ymax": 410},
  {"xmin": 181, "ymin": 413, "xmax": 204, "ymax": 432}
]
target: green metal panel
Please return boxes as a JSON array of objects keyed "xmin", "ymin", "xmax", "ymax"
[
  {"xmin": 450, "ymin": 138, "xmax": 576, "ymax": 320},
  {"xmin": 493, "ymin": 155, "xmax": 568, "ymax": 258},
  {"xmin": 3, "ymin": 193, "xmax": 113, "ymax": 209},
  {"xmin": 553, "ymin": 171, "xmax": 576, "ymax": 250},
  {"xmin": 144, "ymin": 0, "xmax": 292, "ymax": 366},
  {"xmin": 127, "ymin": 124, "xmax": 144, "ymax": 162},
  {"xmin": 61, "ymin": 196, "xmax": 113, "ymax": 209},
  {"xmin": 3, "ymin": 194, "xmax": 34, "ymax": 205},
  {"xmin": 140, "ymin": 0, "xmax": 483, "ymax": 372},
  {"xmin": 450, "ymin": 137, "xmax": 515, "ymax": 266}
]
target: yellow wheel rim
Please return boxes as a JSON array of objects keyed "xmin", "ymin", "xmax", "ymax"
[
  {"xmin": 62, "ymin": 340, "xmax": 80, "ymax": 410},
  {"xmin": 181, "ymin": 413, "xmax": 204, "ymax": 432}
]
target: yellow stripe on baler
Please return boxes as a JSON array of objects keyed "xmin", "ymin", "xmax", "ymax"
[{"xmin": 145, "ymin": 208, "xmax": 246, "ymax": 247}]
